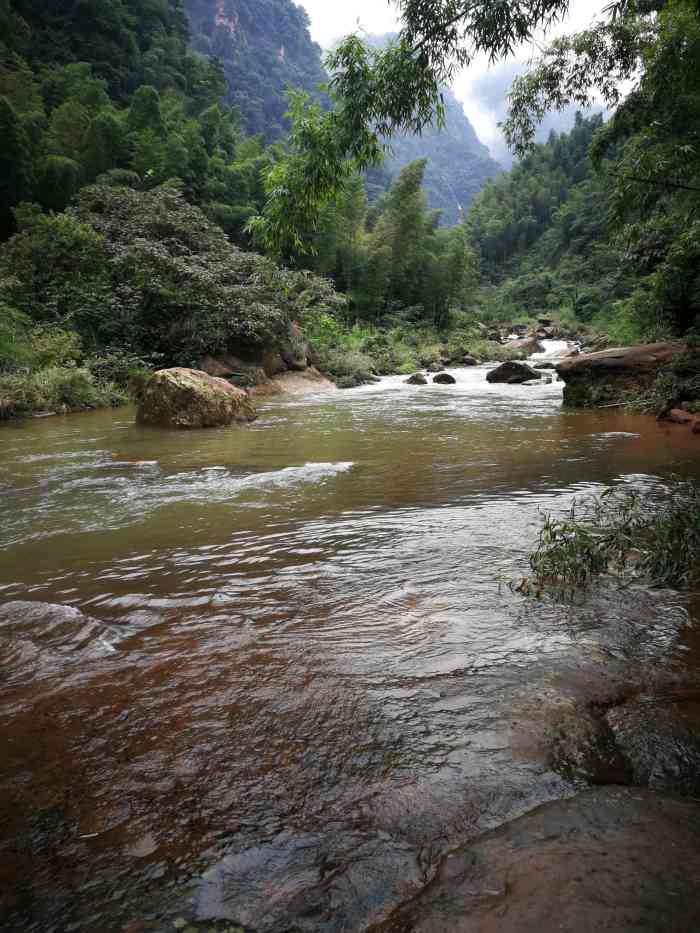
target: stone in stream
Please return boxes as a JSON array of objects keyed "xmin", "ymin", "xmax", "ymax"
[
  {"xmin": 664, "ymin": 407, "xmax": 698, "ymax": 426},
  {"xmin": 556, "ymin": 341, "xmax": 686, "ymax": 408},
  {"xmin": 534, "ymin": 362, "xmax": 557, "ymax": 370},
  {"xmin": 486, "ymin": 361, "xmax": 541, "ymax": 385},
  {"xmin": 433, "ymin": 373, "xmax": 457, "ymax": 385},
  {"xmin": 136, "ymin": 368, "xmax": 257, "ymax": 429},
  {"xmin": 378, "ymin": 788, "xmax": 700, "ymax": 933},
  {"xmin": 405, "ymin": 373, "xmax": 428, "ymax": 385}
]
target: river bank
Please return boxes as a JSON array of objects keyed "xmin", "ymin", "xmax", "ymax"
[{"xmin": 1, "ymin": 369, "xmax": 700, "ymax": 931}]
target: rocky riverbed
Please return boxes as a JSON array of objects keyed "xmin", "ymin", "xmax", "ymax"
[{"xmin": 2, "ymin": 368, "xmax": 700, "ymax": 932}]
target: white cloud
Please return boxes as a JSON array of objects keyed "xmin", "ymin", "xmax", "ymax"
[
  {"xmin": 298, "ymin": 0, "xmax": 610, "ymax": 156},
  {"xmin": 299, "ymin": 0, "xmax": 399, "ymax": 48}
]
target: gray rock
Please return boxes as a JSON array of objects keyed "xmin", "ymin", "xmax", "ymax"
[{"xmin": 486, "ymin": 361, "xmax": 541, "ymax": 385}]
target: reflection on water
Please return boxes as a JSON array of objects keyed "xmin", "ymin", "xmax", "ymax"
[{"xmin": 1, "ymin": 367, "xmax": 699, "ymax": 931}]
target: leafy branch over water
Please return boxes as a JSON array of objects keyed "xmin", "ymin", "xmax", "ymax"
[{"xmin": 517, "ymin": 483, "xmax": 700, "ymax": 594}]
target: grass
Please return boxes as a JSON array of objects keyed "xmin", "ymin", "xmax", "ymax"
[
  {"xmin": 0, "ymin": 365, "xmax": 129, "ymax": 420},
  {"xmin": 517, "ymin": 483, "xmax": 700, "ymax": 594}
]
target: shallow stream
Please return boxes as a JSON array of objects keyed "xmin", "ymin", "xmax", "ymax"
[{"xmin": 1, "ymin": 362, "xmax": 700, "ymax": 931}]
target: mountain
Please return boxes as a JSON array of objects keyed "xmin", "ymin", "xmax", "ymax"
[
  {"xmin": 360, "ymin": 35, "xmax": 502, "ymax": 225},
  {"xmin": 379, "ymin": 85, "xmax": 502, "ymax": 224},
  {"xmin": 184, "ymin": 0, "xmax": 327, "ymax": 138}
]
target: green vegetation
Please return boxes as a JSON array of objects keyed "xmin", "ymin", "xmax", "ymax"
[
  {"xmin": 520, "ymin": 484, "xmax": 700, "ymax": 593},
  {"xmin": 0, "ymin": 183, "xmax": 351, "ymax": 416},
  {"xmin": 185, "ymin": 0, "xmax": 327, "ymax": 139},
  {"xmin": 466, "ymin": 114, "xmax": 628, "ymax": 328},
  {"xmin": 480, "ymin": 0, "xmax": 700, "ymax": 343},
  {"xmin": 303, "ymin": 160, "xmax": 479, "ymax": 328}
]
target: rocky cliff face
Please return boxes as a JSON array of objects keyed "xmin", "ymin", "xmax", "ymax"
[{"xmin": 184, "ymin": 0, "xmax": 327, "ymax": 138}]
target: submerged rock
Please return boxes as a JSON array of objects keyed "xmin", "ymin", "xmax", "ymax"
[
  {"xmin": 556, "ymin": 342, "xmax": 685, "ymax": 408},
  {"xmin": 433, "ymin": 372, "xmax": 457, "ymax": 385},
  {"xmin": 379, "ymin": 788, "xmax": 700, "ymax": 933},
  {"xmin": 664, "ymin": 407, "xmax": 697, "ymax": 426},
  {"xmin": 405, "ymin": 373, "xmax": 428, "ymax": 386},
  {"xmin": 486, "ymin": 361, "xmax": 541, "ymax": 385},
  {"xmin": 136, "ymin": 368, "xmax": 257, "ymax": 429}
]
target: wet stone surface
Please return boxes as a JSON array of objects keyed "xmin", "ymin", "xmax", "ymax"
[{"xmin": 375, "ymin": 788, "xmax": 700, "ymax": 933}]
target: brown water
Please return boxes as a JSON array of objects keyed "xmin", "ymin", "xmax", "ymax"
[{"xmin": 1, "ymin": 367, "xmax": 699, "ymax": 932}]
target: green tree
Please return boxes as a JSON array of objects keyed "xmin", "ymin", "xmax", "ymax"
[
  {"xmin": 127, "ymin": 85, "xmax": 163, "ymax": 135},
  {"xmin": 37, "ymin": 155, "xmax": 81, "ymax": 212},
  {"xmin": 83, "ymin": 110, "xmax": 127, "ymax": 181},
  {"xmin": 0, "ymin": 96, "xmax": 33, "ymax": 238},
  {"xmin": 45, "ymin": 99, "xmax": 91, "ymax": 158}
]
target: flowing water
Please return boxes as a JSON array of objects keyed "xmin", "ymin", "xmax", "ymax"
[{"xmin": 1, "ymin": 360, "xmax": 700, "ymax": 932}]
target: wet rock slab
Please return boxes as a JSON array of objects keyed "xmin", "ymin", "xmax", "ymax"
[{"xmin": 377, "ymin": 788, "xmax": 700, "ymax": 933}]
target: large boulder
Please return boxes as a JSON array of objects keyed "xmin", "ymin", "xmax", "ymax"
[
  {"xmin": 405, "ymin": 373, "xmax": 428, "ymax": 385},
  {"xmin": 556, "ymin": 342, "xmax": 685, "ymax": 408},
  {"xmin": 487, "ymin": 361, "xmax": 541, "ymax": 385},
  {"xmin": 136, "ymin": 368, "xmax": 257, "ymax": 429},
  {"xmin": 433, "ymin": 372, "xmax": 457, "ymax": 385}
]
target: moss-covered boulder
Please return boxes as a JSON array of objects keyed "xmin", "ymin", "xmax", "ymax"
[
  {"xmin": 136, "ymin": 368, "xmax": 257, "ymax": 429},
  {"xmin": 556, "ymin": 342, "xmax": 685, "ymax": 408}
]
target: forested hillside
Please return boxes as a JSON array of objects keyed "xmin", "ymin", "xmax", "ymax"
[
  {"xmin": 373, "ymin": 85, "xmax": 501, "ymax": 225},
  {"xmin": 466, "ymin": 113, "xmax": 630, "ymax": 331},
  {"xmin": 0, "ymin": 0, "xmax": 345, "ymax": 416},
  {"xmin": 361, "ymin": 35, "xmax": 501, "ymax": 224},
  {"xmin": 184, "ymin": 0, "xmax": 327, "ymax": 138},
  {"xmin": 0, "ymin": 0, "xmax": 486, "ymax": 418}
]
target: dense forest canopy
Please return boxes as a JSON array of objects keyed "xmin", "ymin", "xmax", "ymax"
[{"xmin": 2, "ymin": 0, "xmax": 700, "ymax": 422}]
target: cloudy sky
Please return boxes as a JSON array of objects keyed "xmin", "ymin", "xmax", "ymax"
[{"xmin": 297, "ymin": 0, "xmax": 608, "ymax": 161}]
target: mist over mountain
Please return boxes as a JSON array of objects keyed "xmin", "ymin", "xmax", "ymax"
[{"xmin": 469, "ymin": 62, "xmax": 605, "ymax": 166}]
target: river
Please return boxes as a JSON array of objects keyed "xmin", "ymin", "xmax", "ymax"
[{"xmin": 1, "ymin": 360, "xmax": 699, "ymax": 931}]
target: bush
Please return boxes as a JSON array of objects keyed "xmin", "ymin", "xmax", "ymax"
[
  {"xmin": 0, "ymin": 303, "xmax": 34, "ymax": 372},
  {"xmin": 518, "ymin": 484, "xmax": 700, "ymax": 593},
  {"xmin": 321, "ymin": 349, "xmax": 377, "ymax": 388},
  {"xmin": 0, "ymin": 365, "xmax": 128, "ymax": 419}
]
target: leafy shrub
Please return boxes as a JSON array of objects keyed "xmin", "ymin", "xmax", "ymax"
[
  {"xmin": 0, "ymin": 365, "xmax": 127, "ymax": 419},
  {"xmin": 31, "ymin": 328, "xmax": 83, "ymax": 367},
  {"xmin": 86, "ymin": 351, "xmax": 155, "ymax": 388},
  {"xmin": 321, "ymin": 349, "xmax": 377, "ymax": 388},
  {"xmin": 0, "ymin": 185, "xmax": 350, "ymax": 369},
  {"xmin": 519, "ymin": 484, "xmax": 700, "ymax": 593},
  {"xmin": 0, "ymin": 303, "xmax": 34, "ymax": 372}
]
